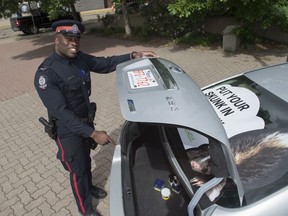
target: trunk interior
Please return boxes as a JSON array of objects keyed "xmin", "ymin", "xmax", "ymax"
[{"xmin": 121, "ymin": 122, "xmax": 190, "ymax": 216}]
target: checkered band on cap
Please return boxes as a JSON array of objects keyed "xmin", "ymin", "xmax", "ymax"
[
  {"xmin": 52, "ymin": 20, "xmax": 85, "ymax": 36},
  {"xmin": 56, "ymin": 24, "xmax": 80, "ymax": 34}
]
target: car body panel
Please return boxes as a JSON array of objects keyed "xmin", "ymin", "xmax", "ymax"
[
  {"xmin": 111, "ymin": 59, "xmax": 288, "ymax": 216},
  {"xmin": 110, "ymin": 143, "xmax": 125, "ymax": 216},
  {"xmin": 244, "ymin": 63, "xmax": 288, "ymax": 102}
]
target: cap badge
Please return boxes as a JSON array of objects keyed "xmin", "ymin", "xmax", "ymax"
[{"xmin": 72, "ymin": 24, "xmax": 79, "ymax": 34}]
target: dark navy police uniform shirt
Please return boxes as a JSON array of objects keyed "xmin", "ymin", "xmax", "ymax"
[{"xmin": 34, "ymin": 51, "xmax": 130, "ymax": 139}]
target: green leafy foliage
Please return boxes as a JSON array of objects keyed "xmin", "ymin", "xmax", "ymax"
[
  {"xmin": 2, "ymin": 0, "xmax": 288, "ymax": 46},
  {"xmin": 40, "ymin": 0, "xmax": 76, "ymax": 19},
  {"xmin": 175, "ymin": 31, "xmax": 221, "ymax": 46},
  {"xmin": 142, "ymin": 1, "xmax": 205, "ymax": 39},
  {"xmin": 168, "ymin": 0, "xmax": 210, "ymax": 18},
  {"xmin": 0, "ymin": 0, "xmax": 78, "ymax": 20},
  {"xmin": 167, "ymin": 0, "xmax": 288, "ymax": 42},
  {"xmin": 98, "ymin": 14, "xmax": 115, "ymax": 28},
  {"xmin": 0, "ymin": 0, "xmax": 23, "ymax": 18}
]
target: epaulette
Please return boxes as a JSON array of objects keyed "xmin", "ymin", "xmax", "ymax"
[{"xmin": 37, "ymin": 57, "xmax": 55, "ymax": 72}]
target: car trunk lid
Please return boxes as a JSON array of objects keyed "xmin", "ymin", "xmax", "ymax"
[
  {"xmin": 116, "ymin": 58, "xmax": 228, "ymax": 145},
  {"xmin": 116, "ymin": 58, "xmax": 245, "ymax": 206}
]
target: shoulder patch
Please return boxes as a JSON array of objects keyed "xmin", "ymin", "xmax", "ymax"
[{"xmin": 38, "ymin": 75, "xmax": 48, "ymax": 90}]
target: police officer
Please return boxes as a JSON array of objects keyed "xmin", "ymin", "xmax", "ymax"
[{"xmin": 34, "ymin": 20, "xmax": 157, "ymax": 216}]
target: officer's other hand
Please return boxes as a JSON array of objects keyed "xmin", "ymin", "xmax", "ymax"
[
  {"xmin": 131, "ymin": 51, "xmax": 159, "ymax": 59},
  {"xmin": 90, "ymin": 130, "xmax": 115, "ymax": 146}
]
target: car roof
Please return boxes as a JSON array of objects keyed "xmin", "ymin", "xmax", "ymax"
[{"xmin": 244, "ymin": 63, "xmax": 288, "ymax": 102}]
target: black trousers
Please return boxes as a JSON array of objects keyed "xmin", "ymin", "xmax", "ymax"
[{"xmin": 56, "ymin": 134, "xmax": 93, "ymax": 215}]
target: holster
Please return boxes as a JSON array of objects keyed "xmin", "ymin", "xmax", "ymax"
[
  {"xmin": 88, "ymin": 102, "xmax": 97, "ymax": 122},
  {"xmin": 87, "ymin": 102, "xmax": 97, "ymax": 150},
  {"xmin": 39, "ymin": 117, "xmax": 57, "ymax": 140},
  {"xmin": 84, "ymin": 137, "xmax": 97, "ymax": 150}
]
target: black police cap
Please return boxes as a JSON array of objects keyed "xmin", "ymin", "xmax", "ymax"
[{"xmin": 52, "ymin": 20, "xmax": 85, "ymax": 37}]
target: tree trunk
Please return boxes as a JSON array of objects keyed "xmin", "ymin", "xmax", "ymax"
[
  {"xmin": 70, "ymin": 3, "xmax": 80, "ymax": 21},
  {"xmin": 122, "ymin": 2, "xmax": 132, "ymax": 37},
  {"xmin": 27, "ymin": 1, "xmax": 37, "ymax": 34}
]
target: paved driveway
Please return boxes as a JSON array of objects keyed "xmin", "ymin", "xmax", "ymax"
[{"xmin": 0, "ymin": 16, "xmax": 287, "ymax": 216}]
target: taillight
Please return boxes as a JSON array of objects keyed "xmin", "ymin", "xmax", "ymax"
[{"xmin": 16, "ymin": 20, "xmax": 20, "ymax": 27}]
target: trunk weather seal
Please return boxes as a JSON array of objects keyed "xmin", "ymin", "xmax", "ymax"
[{"xmin": 159, "ymin": 126, "xmax": 194, "ymax": 197}]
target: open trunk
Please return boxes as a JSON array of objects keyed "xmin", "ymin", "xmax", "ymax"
[
  {"xmin": 110, "ymin": 58, "xmax": 288, "ymax": 216},
  {"xmin": 111, "ymin": 58, "xmax": 244, "ymax": 215},
  {"xmin": 120, "ymin": 121, "xmax": 243, "ymax": 216},
  {"xmin": 120, "ymin": 122, "xmax": 190, "ymax": 216}
]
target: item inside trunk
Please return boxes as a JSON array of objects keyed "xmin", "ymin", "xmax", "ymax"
[{"xmin": 122, "ymin": 123, "xmax": 190, "ymax": 216}]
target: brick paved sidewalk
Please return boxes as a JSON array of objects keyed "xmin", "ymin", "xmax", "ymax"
[{"xmin": 0, "ymin": 27, "xmax": 287, "ymax": 216}]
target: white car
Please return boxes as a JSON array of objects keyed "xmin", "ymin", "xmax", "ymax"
[{"xmin": 110, "ymin": 58, "xmax": 288, "ymax": 216}]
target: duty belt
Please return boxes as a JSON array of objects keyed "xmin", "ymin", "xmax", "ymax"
[{"xmin": 55, "ymin": 117, "xmax": 89, "ymax": 126}]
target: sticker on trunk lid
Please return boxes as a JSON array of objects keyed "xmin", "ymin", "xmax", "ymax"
[{"xmin": 127, "ymin": 69, "xmax": 158, "ymax": 89}]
